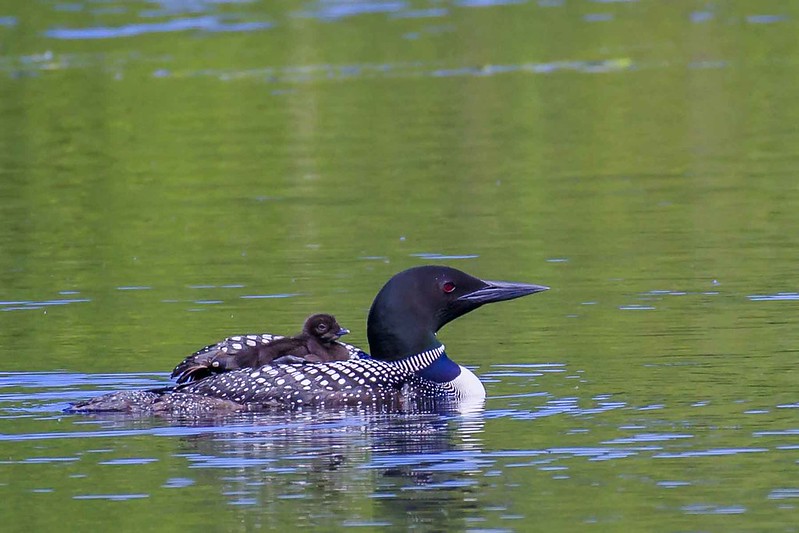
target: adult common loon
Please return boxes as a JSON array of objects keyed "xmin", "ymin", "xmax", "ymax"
[
  {"xmin": 171, "ymin": 313, "xmax": 352, "ymax": 384},
  {"xmin": 68, "ymin": 266, "xmax": 548, "ymax": 414}
]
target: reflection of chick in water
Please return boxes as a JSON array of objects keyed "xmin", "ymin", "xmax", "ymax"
[{"xmin": 171, "ymin": 314, "xmax": 351, "ymax": 383}]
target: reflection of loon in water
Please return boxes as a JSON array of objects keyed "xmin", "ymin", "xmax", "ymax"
[
  {"xmin": 169, "ymin": 407, "xmax": 487, "ymax": 528},
  {"xmin": 69, "ymin": 266, "xmax": 547, "ymax": 414}
]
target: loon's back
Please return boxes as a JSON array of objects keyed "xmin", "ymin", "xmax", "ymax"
[
  {"xmin": 68, "ymin": 347, "xmax": 466, "ymax": 414},
  {"xmin": 171, "ymin": 332, "xmax": 357, "ymax": 384}
]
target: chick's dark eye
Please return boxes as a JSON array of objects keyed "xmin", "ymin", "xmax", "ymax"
[
  {"xmin": 318, "ymin": 324, "xmax": 328, "ymax": 331},
  {"xmin": 442, "ymin": 281, "xmax": 456, "ymax": 294}
]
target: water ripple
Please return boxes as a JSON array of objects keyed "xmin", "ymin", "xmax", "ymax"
[
  {"xmin": 389, "ymin": 8, "xmax": 448, "ymax": 19},
  {"xmin": 654, "ymin": 448, "xmax": 768, "ymax": 458},
  {"xmin": 45, "ymin": 16, "xmax": 272, "ymax": 40},
  {"xmin": 681, "ymin": 504, "xmax": 747, "ymax": 515},
  {"xmin": 455, "ymin": 0, "xmax": 527, "ymax": 7},
  {"xmin": 604, "ymin": 433, "xmax": 693, "ymax": 444},
  {"xmin": 297, "ymin": 1, "xmax": 407, "ymax": 21},
  {"xmin": 163, "ymin": 477, "xmax": 196, "ymax": 488},
  {"xmin": 769, "ymin": 488, "xmax": 799, "ymax": 500},
  {"xmin": 2, "ymin": 52, "xmax": 635, "ymax": 80},
  {"xmin": 240, "ymin": 293, "xmax": 300, "ymax": 299},
  {"xmin": 746, "ymin": 15, "xmax": 787, "ymax": 24},
  {"xmin": 410, "ymin": 252, "xmax": 479, "ymax": 260},
  {"xmin": 73, "ymin": 493, "xmax": 150, "ymax": 501},
  {"xmin": 0, "ymin": 298, "xmax": 90, "ymax": 312},
  {"xmin": 690, "ymin": 11, "xmax": 714, "ymax": 23},
  {"xmin": 748, "ymin": 292, "xmax": 799, "ymax": 301},
  {"xmin": 99, "ymin": 457, "xmax": 159, "ymax": 465}
]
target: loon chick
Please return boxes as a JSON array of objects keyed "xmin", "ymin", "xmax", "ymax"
[
  {"xmin": 171, "ymin": 314, "xmax": 351, "ymax": 384},
  {"xmin": 68, "ymin": 266, "xmax": 548, "ymax": 414}
]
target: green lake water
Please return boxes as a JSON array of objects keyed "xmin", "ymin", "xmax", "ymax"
[{"xmin": 1, "ymin": 0, "xmax": 799, "ymax": 530}]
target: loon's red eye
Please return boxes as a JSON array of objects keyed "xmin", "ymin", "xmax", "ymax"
[{"xmin": 442, "ymin": 281, "xmax": 456, "ymax": 294}]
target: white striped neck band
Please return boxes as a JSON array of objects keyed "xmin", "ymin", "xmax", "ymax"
[{"xmin": 391, "ymin": 345, "xmax": 446, "ymax": 373}]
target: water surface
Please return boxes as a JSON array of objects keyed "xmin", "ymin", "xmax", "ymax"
[{"xmin": 2, "ymin": 0, "xmax": 799, "ymax": 530}]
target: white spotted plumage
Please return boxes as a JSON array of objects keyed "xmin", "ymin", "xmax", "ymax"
[{"xmin": 173, "ymin": 345, "xmax": 468, "ymax": 409}]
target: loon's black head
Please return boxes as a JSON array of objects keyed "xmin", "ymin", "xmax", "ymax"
[
  {"xmin": 367, "ymin": 265, "xmax": 548, "ymax": 360},
  {"xmin": 304, "ymin": 313, "xmax": 349, "ymax": 343}
]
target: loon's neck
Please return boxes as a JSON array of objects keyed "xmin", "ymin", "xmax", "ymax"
[
  {"xmin": 366, "ymin": 275, "xmax": 443, "ymax": 361},
  {"xmin": 367, "ymin": 308, "xmax": 440, "ymax": 361},
  {"xmin": 392, "ymin": 344, "xmax": 453, "ymax": 381},
  {"xmin": 391, "ymin": 344, "xmax": 486, "ymax": 401}
]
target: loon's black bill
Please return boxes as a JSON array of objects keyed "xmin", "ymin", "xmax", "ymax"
[
  {"xmin": 458, "ymin": 280, "xmax": 549, "ymax": 304},
  {"xmin": 337, "ymin": 328, "xmax": 350, "ymax": 337}
]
